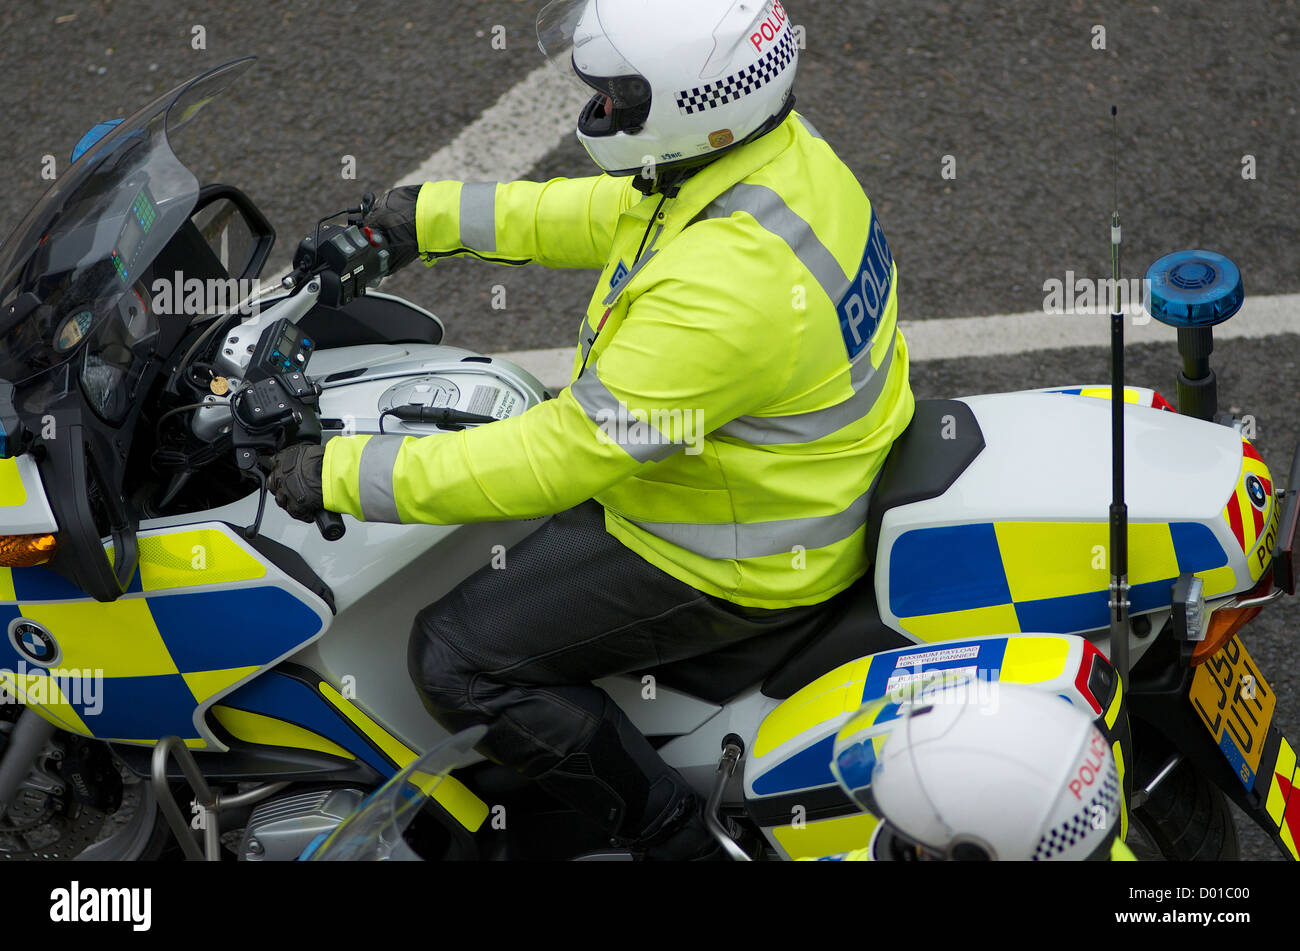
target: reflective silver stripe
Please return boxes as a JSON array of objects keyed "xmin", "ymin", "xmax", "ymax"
[
  {"xmin": 357, "ymin": 435, "xmax": 407, "ymax": 523},
  {"xmin": 570, "ymin": 364, "xmax": 680, "ymax": 463},
  {"xmin": 579, "ymin": 316, "xmax": 599, "ymax": 364},
  {"xmin": 797, "ymin": 114, "xmax": 825, "ymax": 141},
  {"xmin": 601, "ymin": 225, "xmax": 664, "ymax": 306},
  {"xmin": 717, "ymin": 332, "xmax": 897, "ymax": 445},
  {"xmin": 702, "ymin": 183, "xmax": 850, "ymax": 305},
  {"xmin": 459, "ymin": 183, "xmax": 498, "ymax": 253},
  {"xmin": 629, "ymin": 477, "xmax": 878, "ymax": 560}
]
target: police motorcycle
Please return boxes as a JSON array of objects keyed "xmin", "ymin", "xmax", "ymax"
[{"xmin": 0, "ymin": 58, "xmax": 1297, "ymax": 862}]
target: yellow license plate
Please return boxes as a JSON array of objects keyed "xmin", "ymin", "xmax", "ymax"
[{"xmin": 1189, "ymin": 636, "xmax": 1277, "ymax": 789}]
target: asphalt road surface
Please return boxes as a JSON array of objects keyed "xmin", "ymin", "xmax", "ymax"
[{"xmin": 0, "ymin": 0, "xmax": 1297, "ymax": 861}]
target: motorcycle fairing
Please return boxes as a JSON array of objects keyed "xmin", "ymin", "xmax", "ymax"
[
  {"xmin": 742, "ymin": 633, "xmax": 1127, "ymax": 860},
  {"xmin": 214, "ymin": 669, "xmax": 396, "ymax": 775},
  {"xmin": 0, "ymin": 456, "xmax": 57, "ymax": 535},
  {"xmin": 215, "ymin": 667, "xmax": 490, "ymax": 833},
  {"xmin": 0, "ymin": 522, "xmax": 330, "ymax": 749}
]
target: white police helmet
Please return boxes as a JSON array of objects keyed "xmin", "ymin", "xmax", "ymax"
[
  {"xmin": 537, "ymin": 0, "xmax": 799, "ymax": 185},
  {"xmin": 831, "ymin": 680, "xmax": 1123, "ymax": 861}
]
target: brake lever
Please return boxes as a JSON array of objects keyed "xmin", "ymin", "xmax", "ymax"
[{"xmin": 243, "ymin": 467, "xmax": 269, "ymax": 540}]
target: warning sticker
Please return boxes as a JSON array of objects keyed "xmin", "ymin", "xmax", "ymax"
[{"xmin": 893, "ymin": 645, "xmax": 980, "ymax": 669}]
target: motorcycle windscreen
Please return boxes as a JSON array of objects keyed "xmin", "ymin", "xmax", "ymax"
[
  {"xmin": 304, "ymin": 725, "xmax": 487, "ymax": 861},
  {"xmin": 0, "ymin": 58, "xmax": 254, "ymax": 387}
]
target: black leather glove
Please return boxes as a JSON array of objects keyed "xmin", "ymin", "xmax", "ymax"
[
  {"xmin": 267, "ymin": 444, "xmax": 326, "ymax": 523},
  {"xmin": 363, "ymin": 185, "xmax": 423, "ymax": 273}
]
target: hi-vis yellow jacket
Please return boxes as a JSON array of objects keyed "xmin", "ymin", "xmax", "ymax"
[{"xmin": 323, "ymin": 111, "xmax": 915, "ymax": 609}]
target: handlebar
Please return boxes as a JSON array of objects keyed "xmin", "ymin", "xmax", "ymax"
[
  {"xmin": 315, "ymin": 508, "xmax": 346, "ymax": 541},
  {"xmin": 287, "ymin": 196, "xmax": 389, "ymax": 307}
]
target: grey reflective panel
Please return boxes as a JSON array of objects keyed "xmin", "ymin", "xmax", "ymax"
[
  {"xmin": 579, "ymin": 315, "xmax": 599, "ymax": 363},
  {"xmin": 717, "ymin": 332, "xmax": 897, "ymax": 446},
  {"xmin": 570, "ymin": 364, "xmax": 681, "ymax": 463},
  {"xmin": 796, "ymin": 114, "xmax": 825, "ymax": 141},
  {"xmin": 459, "ymin": 183, "xmax": 499, "ymax": 253},
  {"xmin": 702, "ymin": 183, "xmax": 850, "ymax": 305},
  {"xmin": 358, "ymin": 435, "xmax": 408, "ymax": 523},
  {"xmin": 629, "ymin": 479, "xmax": 878, "ymax": 560}
]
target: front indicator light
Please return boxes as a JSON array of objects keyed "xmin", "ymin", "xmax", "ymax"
[{"xmin": 0, "ymin": 533, "xmax": 57, "ymax": 567}]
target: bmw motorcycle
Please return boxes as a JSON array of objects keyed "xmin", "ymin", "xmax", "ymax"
[{"xmin": 0, "ymin": 59, "xmax": 1296, "ymax": 862}]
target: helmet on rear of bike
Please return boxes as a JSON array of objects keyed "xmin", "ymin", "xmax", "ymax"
[
  {"xmin": 537, "ymin": 0, "xmax": 799, "ymax": 187},
  {"xmin": 831, "ymin": 680, "xmax": 1123, "ymax": 861}
]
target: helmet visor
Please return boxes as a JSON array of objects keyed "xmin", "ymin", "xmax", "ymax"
[
  {"xmin": 537, "ymin": 0, "xmax": 594, "ymax": 93},
  {"xmin": 537, "ymin": 0, "xmax": 652, "ymax": 109}
]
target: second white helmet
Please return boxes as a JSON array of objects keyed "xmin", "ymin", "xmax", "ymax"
[
  {"xmin": 832, "ymin": 681, "xmax": 1124, "ymax": 861},
  {"xmin": 537, "ymin": 0, "xmax": 800, "ymax": 183}
]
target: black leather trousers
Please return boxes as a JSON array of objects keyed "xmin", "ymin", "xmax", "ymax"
[{"xmin": 408, "ymin": 500, "xmax": 831, "ymax": 844}]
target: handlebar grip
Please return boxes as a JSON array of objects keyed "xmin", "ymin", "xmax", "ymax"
[{"xmin": 315, "ymin": 509, "xmax": 345, "ymax": 541}]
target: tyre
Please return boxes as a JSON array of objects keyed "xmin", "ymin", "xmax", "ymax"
[{"xmin": 1127, "ymin": 758, "xmax": 1239, "ymax": 861}]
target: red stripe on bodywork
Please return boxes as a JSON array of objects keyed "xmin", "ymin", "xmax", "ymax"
[
  {"xmin": 1278, "ymin": 773, "xmax": 1300, "ymax": 846},
  {"xmin": 1075, "ymin": 639, "xmax": 1104, "ymax": 715},
  {"xmin": 1252, "ymin": 503, "xmax": 1265, "ymax": 536},
  {"xmin": 1227, "ymin": 499, "xmax": 1246, "ymax": 549},
  {"xmin": 1243, "ymin": 442, "xmax": 1263, "ymax": 463}
]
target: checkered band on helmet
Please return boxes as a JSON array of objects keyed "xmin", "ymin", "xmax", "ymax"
[
  {"xmin": 674, "ymin": 29, "xmax": 797, "ymax": 116},
  {"xmin": 1031, "ymin": 758, "xmax": 1121, "ymax": 861}
]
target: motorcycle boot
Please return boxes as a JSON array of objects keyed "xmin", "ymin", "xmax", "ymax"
[{"xmin": 530, "ymin": 691, "xmax": 718, "ymax": 860}]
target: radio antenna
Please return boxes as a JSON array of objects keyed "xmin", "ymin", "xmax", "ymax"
[{"xmin": 1108, "ymin": 105, "xmax": 1132, "ymax": 686}]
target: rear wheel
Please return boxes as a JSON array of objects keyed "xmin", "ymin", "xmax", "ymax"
[{"xmin": 1127, "ymin": 758, "xmax": 1239, "ymax": 861}]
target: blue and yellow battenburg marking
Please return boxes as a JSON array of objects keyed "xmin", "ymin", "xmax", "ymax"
[
  {"xmin": 215, "ymin": 670, "xmax": 489, "ymax": 831},
  {"xmin": 1040, "ymin": 385, "xmax": 1176, "ymax": 412},
  {"xmin": 887, "ymin": 520, "xmax": 1235, "ymax": 640},
  {"xmin": 0, "ymin": 524, "xmax": 330, "ymax": 750},
  {"xmin": 746, "ymin": 634, "xmax": 1111, "ymax": 859}
]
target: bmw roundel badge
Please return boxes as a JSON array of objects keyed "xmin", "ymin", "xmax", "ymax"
[
  {"xmin": 1246, "ymin": 474, "xmax": 1267, "ymax": 509},
  {"xmin": 9, "ymin": 618, "xmax": 60, "ymax": 667}
]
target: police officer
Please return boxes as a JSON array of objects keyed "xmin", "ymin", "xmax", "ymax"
[{"xmin": 270, "ymin": 0, "xmax": 914, "ymax": 859}]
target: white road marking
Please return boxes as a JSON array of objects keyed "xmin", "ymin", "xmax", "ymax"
[
  {"xmin": 493, "ymin": 293, "xmax": 1300, "ymax": 392},
  {"xmin": 395, "ymin": 63, "xmax": 589, "ymax": 185},
  {"xmin": 265, "ymin": 63, "xmax": 587, "ymax": 288}
]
